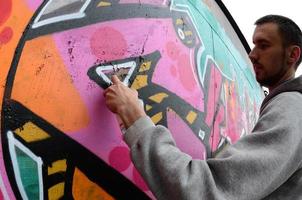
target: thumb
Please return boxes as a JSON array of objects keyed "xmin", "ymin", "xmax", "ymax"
[{"xmin": 111, "ymin": 75, "xmax": 121, "ymax": 84}]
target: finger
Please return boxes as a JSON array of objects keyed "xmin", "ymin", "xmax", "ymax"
[
  {"xmin": 111, "ymin": 75, "xmax": 121, "ymax": 84},
  {"xmin": 103, "ymin": 87, "xmax": 110, "ymax": 97},
  {"xmin": 103, "ymin": 87, "xmax": 114, "ymax": 98},
  {"xmin": 103, "ymin": 89, "xmax": 108, "ymax": 97},
  {"xmin": 130, "ymin": 87, "xmax": 138, "ymax": 93}
]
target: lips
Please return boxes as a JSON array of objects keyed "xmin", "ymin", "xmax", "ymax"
[
  {"xmin": 253, "ymin": 63, "xmax": 263, "ymax": 71},
  {"xmin": 252, "ymin": 63, "xmax": 263, "ymax": 78}
]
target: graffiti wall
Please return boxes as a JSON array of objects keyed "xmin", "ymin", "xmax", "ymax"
[{"xmin": 0, "ymin": 0, "xmax": 264, "ymax": 199}]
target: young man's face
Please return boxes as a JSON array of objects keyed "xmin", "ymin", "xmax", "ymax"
[{"xmin": 249, "ymin": 23, "xmax": 288, "ymax": 88}]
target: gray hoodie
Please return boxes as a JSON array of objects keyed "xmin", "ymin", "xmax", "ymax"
[{"xmin": 124, "ymin": 76, "xmax": 302, "ymax": 200}]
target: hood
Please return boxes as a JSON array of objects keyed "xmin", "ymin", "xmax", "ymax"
[{"xmin": 260, "ymin": 75, "xmax": 302, "ymax": 113}]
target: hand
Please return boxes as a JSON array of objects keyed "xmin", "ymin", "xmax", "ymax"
[{"xmin": 104, "ymin": 75, "xmax": 146, "ymax": 128}]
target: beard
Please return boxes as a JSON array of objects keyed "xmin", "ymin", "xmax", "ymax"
[
  {"xmin": 257, "ymin": 72, "xmax": 284, "ymax": 88},
  {"xmin": 256, "ymin": 51, "xmax": 288, "ymax": 89}
]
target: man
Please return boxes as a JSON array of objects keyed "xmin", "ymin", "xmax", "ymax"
[{"xmin": 104, "ymin": 15, "xmax": 302, "ymax": 199}]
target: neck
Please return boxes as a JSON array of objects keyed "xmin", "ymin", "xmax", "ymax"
[{"xmin": 268, "ymin": 70, "xmax": 295, "ymax": 92}]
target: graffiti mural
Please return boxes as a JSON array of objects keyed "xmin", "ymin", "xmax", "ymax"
[{"xmin": 0, "ymin": 0, "xmax": 264, "ymax": 199}]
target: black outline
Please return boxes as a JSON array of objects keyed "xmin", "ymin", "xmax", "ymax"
[
  {"xmin": 1, "ymin": 0, "xmax": 252, "ymax": 198},
  {"xmin": 26, "ymin": 4, "xmax": 174, "ymax": 40},
  {"xmin": 214, "ymin": 0, "xmax": 251, "ymax": 53},
  {"xmin": 2, "ymin": 99, "xmax": 150, "ymax": 199},
  {"xmin": 88, "ymin": 51, "xmax": 211, "ymax": 152}
]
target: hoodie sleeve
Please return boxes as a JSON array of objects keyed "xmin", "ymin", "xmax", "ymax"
[{"xmin": 123, "ymin": 92, "xmax": 302, "ymax": 200}]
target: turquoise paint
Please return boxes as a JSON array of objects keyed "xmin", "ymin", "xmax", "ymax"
[
  {"xmin": 172, "ymin": 0, "xmax": 263, "ymax": 105},
  {"xmin": 16, "ymin": 147, "xmax": 39, "ymax": 200}
]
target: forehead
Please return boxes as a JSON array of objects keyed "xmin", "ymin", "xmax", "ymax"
[{"xmin": 253, "ymin": 23, "xmax": 282, "ymax": 43}]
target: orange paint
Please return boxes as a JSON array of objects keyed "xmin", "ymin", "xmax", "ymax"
[
  {"xmin": 0, "ymin": 0, "xmax": 33, "ymax": 118},
  {"xmin": 11, "ymin": 35, "xmax": 89, "ymax": 132},
  {"xmin": 72, "ymin": 168, "xmax": 115, "ymax": 200}
]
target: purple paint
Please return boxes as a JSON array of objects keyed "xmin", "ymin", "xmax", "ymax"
[
  {"xmin": 167, "ymin": 110, "xmax": 206, "ymax": 160},
  {"xmin": 51, "ymin": 18, "xmax": 205, "ymax": 193},
  {"xmin": 119, "ymin": 0, "xmax": 168, "ymax": 6},
  {"xmin": 53, "ymin": 18, "xmax": 205, "ymax": 160},
  {"xmin": 24, "ymin": 0, "xmax": 42, "ymax": 11}
]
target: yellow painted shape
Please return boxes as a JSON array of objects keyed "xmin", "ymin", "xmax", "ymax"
[
  {"xmin": 49, "ymin": 182, "xmax": 65, "ymax": 200},
  {"xmin": 97, "ymin": 1, "xmax": 111, "ymax": 7},
  {"xmin": 14, "ymin": 122, "xmax": 50, "ymax": 142},
  {"xmin": 145, "ymin": 104, "xmax": 152, "ymax": 111},
  {"xmin": 11, "ymin": 35, "xmax": 90, "ymax": 132},
  {"xmin": 139, "ymin": 61, "xmax": 151, "ymax": 72},
  {"xmin": 48, "ymin": 160, "xmax": 67, "ymax": 175},
  {"xmin": 184, "ymin": 31, "xmax": 193, "ymax": 36},
  {"xmin": 149, "ymin": 93, "xmax": 168, "ymax": 103},
  {"xmin": 151, "ymin": 112, "xmax": 163, "ymax": 124},
  {"xmin": 73, "ymin": 168, "xmax": 114, "ymax": 200},
  {"xmin": 176, "ymin": 18, "xmax": 184, "ymax": 25},
  {"xmin": 130, "ymin": 75, "xmax": 148, "ymax": 90},
  {"xmin": 186, "ymin": 111, "xmax": 197, "ymax": 124}
]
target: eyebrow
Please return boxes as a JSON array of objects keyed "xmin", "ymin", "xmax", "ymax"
[{"xmin": 253, "ymin": 38, "xmax": 270, "ymax": 44}]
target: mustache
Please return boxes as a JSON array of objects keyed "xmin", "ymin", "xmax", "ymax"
[{"xmin": 250, "ymin": 59, "xmax": 262, "ymax": 67}]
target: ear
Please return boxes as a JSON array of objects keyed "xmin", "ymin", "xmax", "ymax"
[{"xmin": 287, "ymin": 45, "xmax": 301, "ymax": 67}]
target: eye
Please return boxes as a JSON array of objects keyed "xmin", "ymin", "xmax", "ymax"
[
  {"xmin": 172, "ymin": 14, "xmax": 197, "ymax": 48},
  {"xmin": 258, "ymin": 43, "xmax": 269, "ymax": 50}
]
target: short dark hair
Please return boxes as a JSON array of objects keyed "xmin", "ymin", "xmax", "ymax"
[{"xmin": 255, "ymin": 15, "xmax": 302, "ymax": 68}]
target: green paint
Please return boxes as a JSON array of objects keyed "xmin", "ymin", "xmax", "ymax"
[
  {"xmin": 15, "ymin": 147, "xmax": 40, "ymax": 200},
  {"xmin": 172, "ymin": 0, "xmax": 264, "ymax": 104}
]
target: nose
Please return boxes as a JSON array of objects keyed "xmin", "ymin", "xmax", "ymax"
[{"xmin": 249, "ymin": 47, "xmax": 258, "ymax": 63}]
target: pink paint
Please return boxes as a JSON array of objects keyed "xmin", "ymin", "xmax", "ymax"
[
  {"xmin": 244, "ymin": 90, "xmax": 256, "ymax": 134},
  {"xmin": 109, "ymin": 146, "xmax": 131, "ymax": 172},
  {"xmin": 166, "ymin": 41, "xmax": 199, "ymax": 91},
  {"xmin": 0, "ymin": 190, "xmax": 3, "ymax": 200},
  {"xmin": 0, "ymin": 0, "xmax": 11, "ymax": 26},
  {"xmin": 0, "ymin": 137, "xmax": 15, "ymax": 200},
  {"xmin": 90, "ymin": 27, "xmax": 127, "ymax": 62},
  {"xmin": 0, "ymin": 27, "xmax": 13, "ymax": 44},
  {"xmin": 66, "ymin": 99, "xmax": 123, "ymax": 160},
  {"xmin": 119, "ymin": 0, "xmax": 167, "ymax": 6},
  {"xmin": 225, "ymin": 83, "xmax": 242, "ymax": 143},
  {"xmin": 53, "ymin": 17, "xmax": 204, "ymax": 155},
  {"xmin": 203, "ymin": 63, "xmax": 225, "ymax": 151},
  {"xmin": 166, "ymin": 41, "xmax": 181, "ymax": 59},
  {"xmin": 167, "ymin": 109, "xmax": 206, "ymax": 160},
  {"xmin": 170, "ymin": 64, "xmax": 177, "ymax": 76},
  {"xmin": 177, "ymin": 53, "xmax": 197, "ymax": 91},
  {"xmin": 52, "ymin": 17, "xmax": 204, "ymax": 191},
  {"xmin": 133, "ymin": 168, "xmax": 149, "ymax": 191},
  {"xmin": 205, "ymin": 63, "xmax": 222, "ymax": 126},
  {"xmin": 56, "ymin": 19, "xmax": 203, "ymax": 111},
  {"xmin": 24, "ymin": 0, "xmax": 42, "ymax": 11},
  {"xmin": 209, "ymin": 105, "xmax": 225, "ymax": 151}
]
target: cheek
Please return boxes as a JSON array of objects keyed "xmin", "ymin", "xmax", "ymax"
[
  {"xmin": 267, "ymin": 51, "xmax": 285, "ymax": 72},
  {"xmin": 265, "ymin": 49, "xmax": 282, "ymax": 63}
]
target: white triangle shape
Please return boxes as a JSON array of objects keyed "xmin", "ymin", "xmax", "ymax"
[{"xmin": 95, "ymin": 61, "xmax": 137, "ymax": 86}]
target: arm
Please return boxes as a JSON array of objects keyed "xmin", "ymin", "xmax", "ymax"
[{"xmin": 104, "ymin": 78, "xmax": 302, "ymax": 200}]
